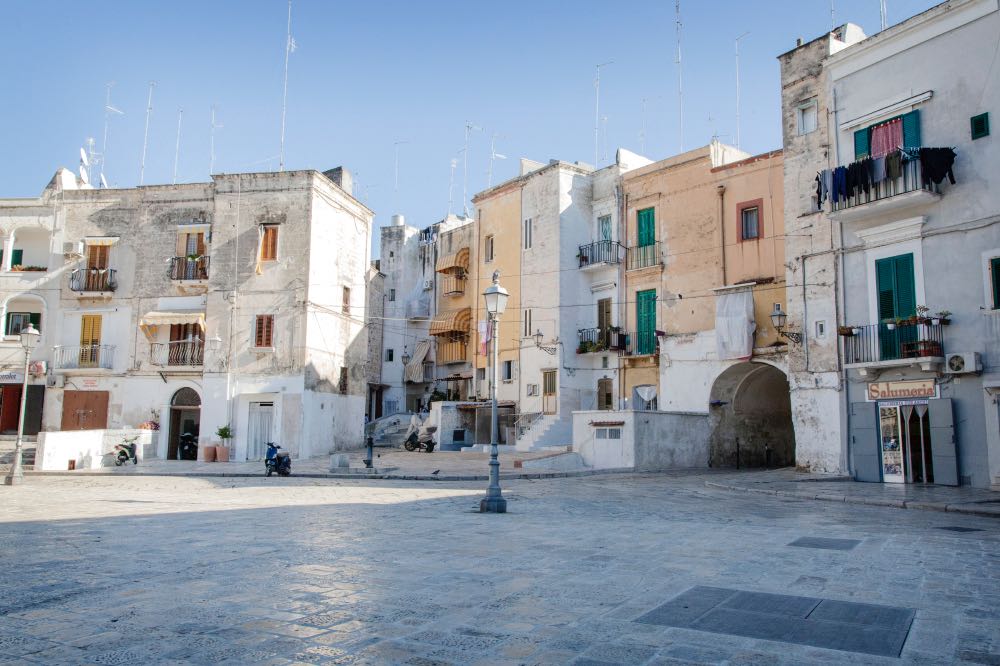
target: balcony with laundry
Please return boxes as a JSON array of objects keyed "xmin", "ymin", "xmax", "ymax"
[
  {"xmin": 822, "ymin": 110, "xmax": 956, "ymax": 222},
  {"xmin": 436, "ymin": 247, "xmax": 469, "ymax": 297}
]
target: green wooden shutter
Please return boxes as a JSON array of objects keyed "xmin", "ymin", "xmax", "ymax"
[
  {"xmin": 11, "ymin": 249, "xmax": 22, "ymax": 266},
  {"xmin": 636, "ymin": 289, "xmax": 656, "ymax": 354},
  {"xmin": 991, "ymin": 257, "xmax": 1000, "ymax": 309},
  {"xmin": 29, "ymin": 312, "xmax": 40, "ymax": 331},
  {"xmin": 901, "ymin": 109, "xmax": 921, "ymax": 148},
  {"xmin": 854, "ymin": 128, "xmax": 870, "ymax": 159},
  {"xmin": 4, "ymin": 314, "xmax": 11, "ymax": 336},
  {"xmin": 893, "ymin": 254, "xmax": 916, "ymax": 317},
  {"xmin": 876, "ymin": 258, "xmax": 896, "ymax": 321},
  {"xmin": 637, "ymin": 208, "xmax": 655, "ymax": 247}
]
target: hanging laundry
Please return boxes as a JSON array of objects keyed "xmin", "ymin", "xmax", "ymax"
[
  {"xmin": 872, "ymin": 156, "xmax": 886, "ymax": 184},
  {"xmin": 870, "ymin": 118, "xmax": 903, "ymax": 158},
  {"xmin": 885, "ymin": 149, "xmax": 902, "ymax": 180},
  {"xmin": 919, "ymin": 148, "xmax": 957, "ymax": 186}
]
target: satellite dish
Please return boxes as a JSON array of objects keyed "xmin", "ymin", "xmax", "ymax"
[
  {"xmin": 79, "ymin": 165, "xmax": 89, "ymax": 184},
  {"xmin": 100, "ymin": 174, "xmax": 109, "ymax": 188},
  {"xmin": 79, "ymin": 147, "xmax": 89, "ymax": 166}
]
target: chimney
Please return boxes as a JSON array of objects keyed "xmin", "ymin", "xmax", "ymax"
[{"xmin": 323, "ymin": 166, "xmax": 353, "ymax": 196}]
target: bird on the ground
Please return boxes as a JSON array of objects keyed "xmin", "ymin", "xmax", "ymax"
[{"xmin": 431, "ymin": 470, "xmax": 440, "ymax": 475}]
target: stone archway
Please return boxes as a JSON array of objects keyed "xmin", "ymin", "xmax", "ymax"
[
  {"xmin": 168, "ymin": 387, "xmax": 201, "ymax": 460},
  {"xmin": 708, "ymin": 362, "xmax": 795, "ymax": 468}
]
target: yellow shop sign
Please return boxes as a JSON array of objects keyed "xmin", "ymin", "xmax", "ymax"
[{"xmin": 866, "ymin": 379, "xmax": 938, "ymax": 401}]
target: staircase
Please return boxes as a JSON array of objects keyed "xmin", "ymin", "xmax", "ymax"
[
  {"xmin": 515, "ymin": 413, "xmax": 573, "ymax": 452},
  {"xmin": 366, "ymin": 413, "xmax": 416, "ymax": 448},
  {"xmin": 0, "ymin": 436, "xmax": 37, "ymax": 472}
]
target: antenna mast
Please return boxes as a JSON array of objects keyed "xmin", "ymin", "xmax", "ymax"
[
  {"xmin": 735, "ymin": 32, "xmax": 749, "ymax": 150},
  {"xmin": 487, "ymin": 133, "xmax": 506, "ymax": 187},
  {"xmin": 173, "ymin": 108, "xmax": 183, "ymax": 185},
  {"xmin": 99, "ymin": 82, "xmax": 123, "ymax": 188},
  {"xmin": 448, "ymin": 157, "xmax": 458, "ymax": 217},
  {"xmin": 210, "ymin": 105, "xmax": 223, "ymax": 175},
  {"xmin": 830, "ymin": 1, "xmax": 836, "ymax": 30},
  {"xmin": 462, "ymin": 122, "xmax": 481, "ymax": 218},
  {"xmin": 279, "ymin": 0, "xmax": 294, "ymax": 171},
  {"xmin": 879, "ymin": 0, "xmax": 888, "ymax": 30},
  {"xmin": 675, "ymin": 0, "xmax": 684, "ymax": 152},
  {"xmin": 139, "ymin": 81, "xmax": 156, "ymax": 186},
  {"xmin": 594, "ymin": 61, "xmax": 613, "ymax": 167}
]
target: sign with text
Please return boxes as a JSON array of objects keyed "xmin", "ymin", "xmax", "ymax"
[
  {"xmin": 867, "ymin": 379, "xmax": 938, "ymax": 402},
  {"xmin": 0, "ymin": 371, "xmax": 24, "ymax": 384}
]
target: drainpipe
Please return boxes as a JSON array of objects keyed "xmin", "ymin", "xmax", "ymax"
[
  {"xmin": 716, "ymin": 184, "xmax": 727, "ymax": 286},
  {"xmin": 617, "ymin": 183, "xmax": 627, "ymax": 409}
]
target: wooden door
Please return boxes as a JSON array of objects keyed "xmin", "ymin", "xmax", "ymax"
[
  {"xmin": 636, "ymin": 290, "xmax": 657, "ymax": 355},
  {"xmin": 0, "ymin": 385, "xmax": 21, "ymax": 432},
  {"xmin": 79, "ymin": 315, "xmax": 102, "ymax": 367},
  {"xmin": 61, "ymin": 390, "xmax": 109, "ymax": 430},
  {"xmin": 542, "ymin": 370, "xmax": 557, "ymax": 415}
]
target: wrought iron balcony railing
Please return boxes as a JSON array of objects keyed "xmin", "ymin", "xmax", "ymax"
[
  {"xmin": 169, "ymin": 256, "xmax": 210, "ymax": 280},
  {"xmin": 831, "ymin": 154, "xmax": 944, "ymax": 213},
  {"xmin": 626, "ymin": 243, "xmax": 661, "ymax": 271},
  {"xmin": 54, "ymin": 344, "xmax": 115, "ymax": 370},
  {"xmin": 579, "ymin": 240, "xmax": 626, "ymax": 268},
  {"xmin": 577, "ymin": 327, "xmax": 613, "ymax": 353},
  {"xmin": 69, "ymin": 268, "xmax": 117, "ymax": 293},
  {"xmin": 151, "ymin": 340, "xmax": 204, "ymax": 366},
  {"xmin": 842, "ymin": 321, "xmax": 944, "ymax": 365},
  {"xmin": 615, "ymin": 329, "xmax": 657, "ymax": 356}
]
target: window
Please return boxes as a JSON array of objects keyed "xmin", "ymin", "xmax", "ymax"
[
  {"xmin": 523, "ymin": 218, "xmax": 532, "ymax": 249},
  {"xmin": 422, "ymin": 361, "xmax": 434, "ymax": 382},
  {"xmin": 815, "ymin": 320, "xmax": 827, "ymax": 339},
  {"xmin": 385, "ymin": 349, "xmax": 394, "ymax": 362},
  {"xmin": 502, "ymin": 360, "xmax": 513, "ymax": 381},
  {"xmin": 0, "ymin": 249, "xmax": 23, "ymax": 268},
  {"xmin": 990, "ymin": 256, "xmax": 1000, "ymax": 309},
  {"xmin": 636, "ymin": 289, "xmax": 657, "ymax": 355},
  {"xmin": 741, "ymin": 207, "xmax": 760, "ymax": 240},
  {"xmin": 797, "ymin": 100, "xmax": 818, "ymax": 135},
  {"xmin": 388, "ymin": 288, "xmax": 396, "ymax": 302},
  {"xmin": 523, "ymin": 309, "xmax": 532, "ymax": 338},
  {"xmin": 79, "ymin": 314, "xmax": 102, "ymax": 367},
  {"xmin": 339, "ymin": 367, "xmax": 348, "ymax": 394},
  {"xmin": 854, "ymin": 109, "xmax": 920, "ymax": 159},
  {"xmin": 637, "ymin": 208, "xmax": 655, "ymax": 246},
  {"xmin": 87, "ymin": 244, "xmax": 109, "ymax": 270},
  {"xmin": 595, "ymin": 427, "xmax": 620, "ymax": 439},
  {"xmin": 602, "ymin": 356, "xmax": 609, "ymax": 369},
  {"xmin": 476, "ymin": 367, "xmax": 486, "ymax": 382},
  {"xmin": 526, "ymin": 383, "xmax": 539, "ymax": 396},
  {"xmin": 484, "ymin": 235, "xmax": 495, "ymax": 262},
  {"xmin": 875, "ymin": 253, "xmax": 916, "ymax": 359},
  {"xmin": 597, "ymin": 378, "xmax": 613, "ymax": 410},
  {"xmin": 254, "ymin": 315, "xmax": 274, "ymax": 348},
  {"xmin": 261, "ymin": 225, "xmax": 279, "ymax": 261},
  {"xmin": 972, "ymin": 113, "xmax": 990, "ymax": 140},
  {"xmin": 6, "ymin": 312, "xmax": 40, "ymax": 335},
  {"xmin": 598, "ymin": 215, "xmax": 612, "ymax": 241},
  {"xmin": 385, "ymin": 398, "xmax": 399, "ymax": 415},
  {"xmin": 342, "ymin": 286, "xmax": 351, "ymax": 315}
]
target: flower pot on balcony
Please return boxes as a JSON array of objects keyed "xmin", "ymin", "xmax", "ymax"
[
  {"xmin": 837, "ymin": 326, "xmax": 855, "ymax": 337},
  {"xmin": 886, "ymin": 323, "xmax": 896, "ymax": 330},
  {"xmin": 851, "ymin": 327, "xmax": 861, "ymax": 335}
]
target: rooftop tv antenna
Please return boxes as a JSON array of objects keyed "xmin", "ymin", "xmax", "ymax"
[
  {"xmin": 601, "ymin": 115, "xmax": 609, "ymax": 163},
  {"xmin": 447, "ymin": 156, "xmax": 458, "ymax": 217},
  {"xmin": 138, "ymin": 81, "xmax": 156, "ymax": 185},
  {"xmin": 173, "ymin": 107, "xmax": 183, "ymax": 184},
  {"xmin": 279, "ymin": 0, "xmax": 295, "ymax": 171},
  {"xmin": 100, "ymin": 82, "xmax": 124, "ymax": 188},
  {"xmin": 594, "ymin": 60, "xmax": 613, "ymax": 167},
  {"xmin": 210, "ymin": 104, "xmax": 223, "ymax": 175},
  {"xmin": 393, "ymin": 139, "xmax": 408, "ymax": 211},
  {"xmin": 675, "ymin": 0, "xmax": 684, "ymax": 152},
  {"xmin": 735, "ymin": 32, "xmax": 749, "ymax": 150},
  {"xmin": 879, "ymin": 0, "xmax": 888, "ymax": 30},
  {"xmin": 830, "ymin": 1, "xmax": 836, "ymax": 30},
  {"xmin": 487, "ymin": 133, "xmax": 506, "ymax": 187},
  {"xmin": 462, "ymin": 122, "xmax": 482, "ymax": 217}
]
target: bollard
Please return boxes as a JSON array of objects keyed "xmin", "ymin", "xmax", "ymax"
[{"xmin": 363, "ymin": 436, "xmax": 374, "ymax": 469}]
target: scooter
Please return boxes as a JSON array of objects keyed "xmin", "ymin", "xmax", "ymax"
[
  {"xmin": 114, "ymin": 437, "xmax": 138, "ymax": 466},
  {"xmin": 265, "ymin": 442, "xmax": 291, "ymax": 477},
  {"xmin": 404, "ymin": 425, "xmax": 437, "ymax": 453}
]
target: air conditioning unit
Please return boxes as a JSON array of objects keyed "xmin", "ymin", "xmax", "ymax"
[
  {"xmin": 63, "ymin": 241, "xmax": 84, "ymax": 257},
  {"xmin": 422, "ymin": 279, "xmax": 433, "ymax": 291},
  {"xmin": 944, "ymin": 352, "xmax": 982, "ymax": 374},
  {"xmin": 46, "ymin": 373, "xmax": 64, "ymax": 388}
]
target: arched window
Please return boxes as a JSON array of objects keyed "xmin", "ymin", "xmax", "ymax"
[{"xmin": 171, "ymin": 387, "xmax": 201, "ymax": 407}]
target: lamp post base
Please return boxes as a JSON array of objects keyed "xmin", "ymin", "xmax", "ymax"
[
  {"xmin": 4, "ymin": 452, "xmax": 24, "ymax": 486},
  {"xmin": 479, "ymin": 495, "xmax": 507, "ymax": 513}
]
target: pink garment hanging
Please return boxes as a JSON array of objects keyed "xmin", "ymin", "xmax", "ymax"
[{"xmin": 870, "ymin": 118, "xmax": 903, "ymax": 158}]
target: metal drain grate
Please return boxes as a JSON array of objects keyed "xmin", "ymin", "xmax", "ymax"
[{"xmin": 635, "ymin": 586, "xmax": 914, "ymax": 658}]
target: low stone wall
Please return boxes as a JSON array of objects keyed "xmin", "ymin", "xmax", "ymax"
[
  {"xmin": 572, "ymin": 410, "xmax": 710, "ymax": 471},
  {"xmin": 36, "ymin": 429, "xmax": 157, "ymax": 471}
]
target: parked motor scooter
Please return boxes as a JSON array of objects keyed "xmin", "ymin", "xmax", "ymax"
[
  {"xmin": 265, "ymin": 442, "xmax": 292, "ymax": 477},
  {"xmin": 179, "ymin": 432, "xmax": 198, "ymax": 460},
  {"xmin": 404, "ymin": 425, "xmax": 437, "ymax": 453},
  {"xmin": 114, "ymin": 436, "xmax": 138, "ymax": 466}
]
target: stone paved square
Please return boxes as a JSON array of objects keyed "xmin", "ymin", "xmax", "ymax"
[{"xmin": 1, "ymin": 472, "xmax": 999, "ymax": 664}]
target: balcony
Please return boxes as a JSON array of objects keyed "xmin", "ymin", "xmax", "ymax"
[
  {"xmin": 829, "ymin": 156, "xmax": 943, "ymax": 222},
  {"xmin": 53, "ymin": 344, "xmax": 115, "ymax": 371},
  {"xmin": 169, "ymin": 256, "xmax": 210, "ymax": 281},
  {"xmin": 579, "ymin": 240, "xmax": 625, "ymax": 269},
  {"xmin": 842, "ymin": 322, "xmax": 944, "ymax": 375},
  {"xmin": 983, "ymin": 310, "xmax": 1000, "ymax": 371},
  {"xmin": 616, "ymin": 330, "xmax": 657, "ymax": 357},
  {"xmin": 436, "ymin": 339, "xmax": 468, "ymax": 364},
  {"xmin": 627, "ymin": 243, "xmax": 661, "ymax": 271},
  {"xmin": 151, "ymin": 340, "xmax": 204, "ymax": 367},
  {"xmin": 69, "ymin": 268, "xmax": 117, "ymax": 294},
  {"xmin": 577, "ymin": 327, "xmax": 612, "ymax": 353},
  {"xmin": 440, "ymin": 273, "xmax": 466, "ymax": 296}
]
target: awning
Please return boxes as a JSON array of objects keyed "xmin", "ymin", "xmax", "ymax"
[
  {"xmin": 85, "ymin": 236, "xmax": 120, "ymax": 246},
  {"xmin": 139, "ymin": 311, "xmax": 206, "ymax": 340},
  {"xmin": 429, "ymin": 307, "xmax": 471, "ymax": 336},
  {"xmin": 177, "ymin": 223, "xmax": 211, "ymax": 233},
  {"xmin": 404, "ymin": 340, "xmax": 431, "ymax": 383},
  {"xmin": 435, "ymin": 247, "xmax": 470, "ymax": 273}
]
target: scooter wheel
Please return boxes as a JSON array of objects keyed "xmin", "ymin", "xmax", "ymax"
[
  {"xmin": 266, "ymin": 468, "xmax": 272, "ymax": 477},
  {"xmin": 115, "ymin": 457, "xmax": 124, "ymax": 466},
  {"xmin": 404, "ymin": 441, "xmax": 417, "ymax": 452},
  {"xmin": 279, "ymin": 470, "xmax": 290, "ymax": 477}
]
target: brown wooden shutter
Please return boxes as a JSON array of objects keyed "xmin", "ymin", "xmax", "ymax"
[
  {"xmin": 196, "ymin": 233, "xmax": 206, "ymax": 255},
  {"xmin": 255, "ymin": 315, "xmax": 274, "ymax": 347},
  {"xmin": 87, "ymin": 245, "xmax": 109, "ymax": 269},
  {"xmin": 261, "ymin": 226, "xmax": 278, "ymax": 260}
]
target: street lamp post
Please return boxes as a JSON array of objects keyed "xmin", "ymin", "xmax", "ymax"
[
  {"xmin": 4, "ymin": 323, "xmax": 40, "ymax": 486},
  {"xmin": 481, "ymin": 271, "xmax": 508, "ymax": 513}
]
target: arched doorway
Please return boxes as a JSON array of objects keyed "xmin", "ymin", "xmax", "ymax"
[
  {"xmin": 708, "ymin": 362, "xmax": 795, "ymax": 468},
  {"xmin": 168, "ymin": 387, "xmax": 201, "ymax": 460}
]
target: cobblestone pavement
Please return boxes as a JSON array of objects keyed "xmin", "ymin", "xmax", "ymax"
[{"xmin": 1, "ymin": 473, "xmax": 998, "ymax": 665}]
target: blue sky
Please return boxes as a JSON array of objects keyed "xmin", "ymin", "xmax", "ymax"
[{"xmin": 2, "ymin": 0, "xmax": 940, "ymax": 245}]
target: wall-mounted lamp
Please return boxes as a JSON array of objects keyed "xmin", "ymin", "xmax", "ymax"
[
  {"xmin": 532, "ymin": 329, "xmax": 558, "ymax": 355},
  {"xmin": 770, "ymin": 304, "xmax": 802, "ymax": 343}
]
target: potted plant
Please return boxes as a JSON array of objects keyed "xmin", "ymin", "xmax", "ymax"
[
  {"xmin": 934, "ymin": 310, "xmax": 952, "ymax": 325},
  {"xmin": 837, "ymin": 326, "xmax": 855, "ymax": 336},
  {"xmin": 883, "ymin": 318, "xmax": 897, "ymax": 331},
  {"xmin": 915, "ymin": 305, "xmax": 931, "ymax": 325},
  {"xmin": 215, "ymin": 424, "xmax": 233, "ymax": 462}
]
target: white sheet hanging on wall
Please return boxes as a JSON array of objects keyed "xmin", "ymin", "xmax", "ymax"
[{"xmin": 715, "ymin": 288, "xmax": 756, "ymax": 360}]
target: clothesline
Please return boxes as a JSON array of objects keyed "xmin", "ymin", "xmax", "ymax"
[{"xmin": 814, "ymin": 146, "xmax": 957, "ymax": 208}]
